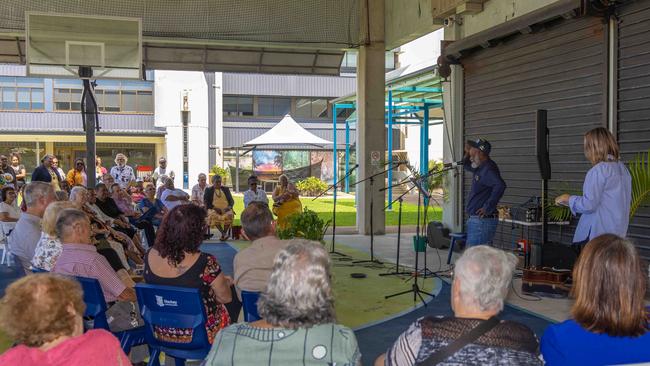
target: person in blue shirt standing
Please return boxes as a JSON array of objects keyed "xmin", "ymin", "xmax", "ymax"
[
  {"xmin": 555, "ymin": 127, "xmax": 631, "ymax": 245},
  {"xmin": 462, "ymin": 138, "xmax": 506, "ymax": 246}
]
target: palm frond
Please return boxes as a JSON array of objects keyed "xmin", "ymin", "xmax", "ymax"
[{"xmin": 629, "ymin": 150, "xmax": 650, "ymax": 219}]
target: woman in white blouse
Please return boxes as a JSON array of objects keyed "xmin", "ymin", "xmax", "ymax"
[
  {"xmin": 30, "ymin": 201, "xmax": 75, "ymax": 271},
  {"xmin": 0, "ymin": 186, "xmax": 20, "ymax": 222}
]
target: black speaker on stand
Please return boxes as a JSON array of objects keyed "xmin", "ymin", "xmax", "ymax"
[{"xmin": 535, "ymin": 110, "xmax": 551, "ymax": 266}]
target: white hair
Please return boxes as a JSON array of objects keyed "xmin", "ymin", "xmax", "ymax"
[
  {"xmin": 68, "ymin": 186, "xmax": 87, "ymax": 203},
  {"xmin": 257, "ymin": 239, "xmax": 335, "ymax": 328},
  {"xmin": 114, "ymin": 153, "xmax": 128, "ymax": 165},
  {"xmin": 24, "ymin": 182, "xmax": 53, "ymax": 208},
  {"xmin": 454, "ymin": 245, "xmax": 517, "ymax": 312}
]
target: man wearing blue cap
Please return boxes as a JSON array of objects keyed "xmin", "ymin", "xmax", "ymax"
[{"xmin": 462, "ymin": 138, "xmax": 506, "ymax": 246}]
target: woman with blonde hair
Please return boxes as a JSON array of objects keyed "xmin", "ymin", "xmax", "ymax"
[
  {"xmin": 272, "ymin": 174, "xmax": 302, "ymax": 229},
  {"xmin": 30, "ymin": 200, "xmax": 75, "ymax": 271},
  {"xmin": 555, "ymin": 127, "xmax": 631, "ymax": 244},
  {"xmin": 541, "ymin": 234, "xmax": 650, "ymax": 365},
  {"xmin": 0, "ymin": 274, "xmax": 130, "ymax": 365}
]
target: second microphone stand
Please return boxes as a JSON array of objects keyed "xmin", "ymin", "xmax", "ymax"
[
  {"xmin": 313, "ymin": 164, "xmax": 358, "ymax": 257},
  {"xmin": 350, "ymin": 162, "xmax": 401, "ymax": 266}
]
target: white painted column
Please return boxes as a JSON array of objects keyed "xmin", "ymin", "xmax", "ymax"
[{"xmin": 356, "ymin": 0, "xmax": 386, "ymax": 235}]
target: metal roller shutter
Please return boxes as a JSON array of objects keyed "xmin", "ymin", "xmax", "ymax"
[
  {"xmin": 462, "ymin": 15, "xmax": 606, "ymax": 251},
  {"xmin": 617, "ymin": 0, "xmax": 650, "ymax": 260}
]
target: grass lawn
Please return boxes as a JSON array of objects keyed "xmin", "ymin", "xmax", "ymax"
[{"xmin": 230, "ymin": 196, "xmax": 441, "ymax": 227}]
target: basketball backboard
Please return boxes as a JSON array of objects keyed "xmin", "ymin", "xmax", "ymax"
[{"xmin": 26, "ymin": 12, "xmax": 142, "ymax": 79}]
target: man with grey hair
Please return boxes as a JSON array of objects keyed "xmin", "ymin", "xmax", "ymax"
[
  {"xmin": 233, "ymin": 202, "xmax": 289, "ymax": 295},
  {"xmin": 52, "ymin": 208, "xmax": 145, "ymax": 362},
  {"xmin": 8, "ymin": 181, "xmax": 55, "ymax": 273},
  {"xmin": 204, "ymin": 239, "xmax": 361, "ymax": 365},
  {"xmin": 376, "ymin": 246, "xmax": 541, "ymax": 366}
]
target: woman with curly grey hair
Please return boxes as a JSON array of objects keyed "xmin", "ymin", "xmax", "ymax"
[{"xmin": 204, "ymin": 239, "xmax": 361, "ymax": 366}]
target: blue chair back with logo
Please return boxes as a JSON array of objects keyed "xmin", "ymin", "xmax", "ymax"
[
  {"xmin": 241, "ymin": 290, "xmax": 261, "ymax": 322},
  {"xmin": 135, "ymin": 283, "xmax": 211, "ymax": 365}
]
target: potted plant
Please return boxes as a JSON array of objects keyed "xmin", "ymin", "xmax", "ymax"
[{"xmin": 276, "ymin": 208, "xmax": 330, "ymax": 243}]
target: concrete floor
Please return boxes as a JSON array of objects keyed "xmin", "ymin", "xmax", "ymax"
[{"xmin": 332, "ymin": 232, "xmax": 572, "ymax": 322}]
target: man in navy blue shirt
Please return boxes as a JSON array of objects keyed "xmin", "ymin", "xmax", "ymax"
[{"xmin": 463, "ymin": 138, "xmax": 506, "ymax": 246}]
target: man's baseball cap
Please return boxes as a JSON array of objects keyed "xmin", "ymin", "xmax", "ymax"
[{"xmin": 467, "ymin": 138, "xmax": 491, "ymax": 155}]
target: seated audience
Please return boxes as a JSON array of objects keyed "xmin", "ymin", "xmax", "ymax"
[
  {"xmin": 95, "ymin": 183, "xmax": 149, "ymax": 253},
  {"xmin": 191, "ymin": 173, "xmax": 208, "ymax": 206},
  {"xmin": 137, "ymin": 183, "xmax": 165, "ymax": 227},
  {"xmin": 51, "ymin": 209, "xmax": 142, "ymax": 337},
  {"xmin": 130, "ymin": 180, "xmax": 145, "ymax": 203},
  {"xmin": 0, "ymin": 186, "xmax": 20, "ymax": 222},
  {"xmin": 160, "ymin": 177, "xmax": 189, "ymax": 210},
  {"xmin": 541, "ymin": 234, "xmax": 650, "ymax": 365},
  {"xmin": 101, "ymin": 173, "xmax": 115, "ymax": 187},
  {"xmin": 8, "ymin": 181, "xmax": 55, "ymax": 273},
  {"xmin": 272, "ymin": 174, "xmax": 302, "ymax": 229},
  {"xmin": 204, "ymin": 239, "xmax": 361, "ymax": 365},
  {"xmin": 30, "ymin": 201, "xmax": 75, "ymax": 271},
  {"xmin": 234, "ymin": 202, "xmax": 288, "ymax": 294},
  {"xmin": 204, "ymin": 174, "xmax": 234, "ymax": 241},
  {"xmin": 144, "ymin": 204, "xmax": 235, "ymax": 344},
  {"xmin": 110, "ymin": 183, "xmax": 138, "ymax": 217},
  {"xmin": 70, "ymin": 186, "xmax": 134, "ymax": 269},
  {"xmin": 376, "ymin": 245, "xmax": 541, "ymax": 366},
  {"xmin": 0, "ymin": 274, "xmax": 130, "ymax": 366},
  {"xmin": 243, "ymin": 175, "xmax": 269, "ymax": 207}
]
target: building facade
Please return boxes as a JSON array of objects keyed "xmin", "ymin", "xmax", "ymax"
[{"xmin": 0, "ymin": 65, "xmax": 164, "ymax": 180}]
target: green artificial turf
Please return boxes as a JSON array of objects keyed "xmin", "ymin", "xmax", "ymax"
[
  {"xmin": 230, "ymin": 196, "xmax": 442, "ymax": 227},
  {"xmin": 227, "ymin": 241, "xmax": 438, "ymax": 329}
]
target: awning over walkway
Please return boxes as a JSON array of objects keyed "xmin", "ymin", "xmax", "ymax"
[{"xmin": 243, "ymin": 114, "xmax": 333, "ymax": 147}]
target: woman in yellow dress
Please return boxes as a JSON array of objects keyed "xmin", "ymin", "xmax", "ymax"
[
  {"xmin": 272, "ymin": 174, "xmax": 302, "ymax": 229},
  {"xmin": 204, "ymin": 175, "xmax": 235, "ymax": 241}
]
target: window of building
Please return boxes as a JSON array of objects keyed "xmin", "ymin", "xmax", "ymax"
[
  {"xmin": 55, "ymin": 80, "xmax": 154, "ymax": 113},
  {"xmin": 258, "ymin": 96, "xmax": 291, "ymax": 116},
  {"xmin": 223, "ymin": 95, "xmax": 253, "ymax": 116},
  {"xmin": 295, "ymin": 98, "xmax": 329, "ymax": 119},
  {"xmin": 0, "ymin": 77, "xmax": 45, "ymax": 111}
]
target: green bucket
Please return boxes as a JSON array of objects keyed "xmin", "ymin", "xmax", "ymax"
[{"xmin": 413, "ymin": 236, "xmax": 427, "ymax": 252}]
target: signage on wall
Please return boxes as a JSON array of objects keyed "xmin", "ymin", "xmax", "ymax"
[{"xmin": 370, "ymin": 150, "xmax": 381, "ymax": 167}]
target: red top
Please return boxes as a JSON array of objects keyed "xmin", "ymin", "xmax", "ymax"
[{"xmin": 0, "ymin": 329, "xmax": 130, "ymax": 366}]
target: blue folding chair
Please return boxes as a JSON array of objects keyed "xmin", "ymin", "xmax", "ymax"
[
  {"xmin": 240, "ymin": 290, "xmax": 261, "ymax": 322},
  {"xmin": 30, "ymin": 267, "xmax": 49, "ymax": 273},
  {"xmin": 75, "ymin": 276, "xmax": 146, "ymax": 354},
  {"xmin": 135, "ymin": 283, "xmax": 212, "ymax": 366}
]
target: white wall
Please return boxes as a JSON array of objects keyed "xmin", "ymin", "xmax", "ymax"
[
  {"xmin": 214, "ymin": 72, "xmax": 224, "ymax": 166},
  {"xmin": 154, "ymin": 71, "xmax": 210, "ymax": 190},
  {"xmin": 399, "ymin": 29, "xmax": 445, "ymax": 167}
]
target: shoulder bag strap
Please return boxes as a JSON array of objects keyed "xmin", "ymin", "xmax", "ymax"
[{"xmin": 416, "ymin": 317, "xmax": 501, "ymax": 366}]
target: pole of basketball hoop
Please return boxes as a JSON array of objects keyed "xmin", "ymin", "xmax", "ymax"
[{"xmin": 79, "ymin": 66, "xmax": 99, "ymax": 189}]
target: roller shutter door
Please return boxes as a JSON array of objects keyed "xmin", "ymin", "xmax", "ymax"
[
  {"xmin": 462, "ymin": 15, "xmax": 606, "ymax": 251},
  {"xmin": 617, "ymin": 0, "xmax": 650, "ymax": 260}
]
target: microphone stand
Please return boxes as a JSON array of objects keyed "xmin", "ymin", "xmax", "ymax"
[
  {"xmin": 313, "ymin": 164, "xmax": 359, "ymax": 257},
  {"xmin": 349, "ymin": 162, "xmax": 402, "ymax": 266},
  {"xmin": 383, "ymin": 165, "xmax": 457, "ymax": 306},
  {"xmin": 379, "ymin": 174, "xmax": 419, "ymax": 277}
]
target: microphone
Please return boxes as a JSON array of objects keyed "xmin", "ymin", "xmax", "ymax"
[
  {"xmin": 443, "ymin": 160, "xmax": 464, "ymax": 168},
  {"xmin": 347, "ymin": 164, "xmax": 359, "ymax": 173}
]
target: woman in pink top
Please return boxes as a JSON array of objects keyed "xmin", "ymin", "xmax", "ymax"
[{"xmin": 0, "ymin": 274, "xmax": 130, "ymax": 366}]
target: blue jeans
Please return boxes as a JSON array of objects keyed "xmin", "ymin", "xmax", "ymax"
[{"xmin": 466, "ymin": 216, "xmax": 498, "ymax": 247}]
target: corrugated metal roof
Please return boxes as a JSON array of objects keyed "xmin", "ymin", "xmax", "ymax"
[
  {"xmin": 222, "ymin": 73, "xmax": 356, "ymax": 97},
  {"xmin": 0, "ymin": 112, "xmax": 164, "ymax": 135}
]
